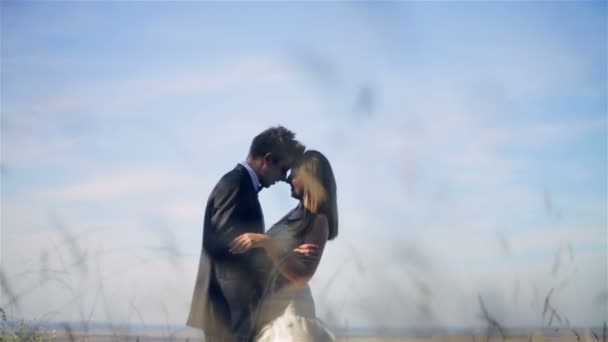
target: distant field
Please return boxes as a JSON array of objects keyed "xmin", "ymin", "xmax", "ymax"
[
  {"xmin": 337, "ymin": 336, "xmax": 589, "ymax": 342},
  {"xmin": 47, "ymin": 332, "xmax": 595, "ymax": 342}
]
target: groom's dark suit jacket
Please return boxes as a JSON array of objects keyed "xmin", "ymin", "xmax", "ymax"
[{"xmin": 187, "ymin": 164, "xmax": 269, "ymax": 341}]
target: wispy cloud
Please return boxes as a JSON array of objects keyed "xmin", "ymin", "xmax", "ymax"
[
  {"xmin": 38, "ymin": 168, "xmax": 195, "ymax": 201},
  {"xmin": 4, "ymin": 55, "xmax": 295, "ymax": 121}
]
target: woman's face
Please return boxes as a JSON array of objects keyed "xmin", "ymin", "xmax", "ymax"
[{"xmin": 288, "ymin": 169, "xmax": 304, "ymax": 199}]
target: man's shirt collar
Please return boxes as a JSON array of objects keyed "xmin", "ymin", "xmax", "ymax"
[{"xmin": 240, "ymin": 161, "xmax": 262, "ymax": 193}]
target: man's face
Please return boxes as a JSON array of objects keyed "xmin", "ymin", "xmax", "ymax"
[{"xmin": 259, "ymin": 155, "xmax": 291, "ymax": 188}]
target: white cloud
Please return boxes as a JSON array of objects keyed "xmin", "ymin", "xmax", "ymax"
[
  {"xmin": 36, "ymin": 168, "xmax": 196, "ymax": 201},
  {"xmin": 162, "ymin": 200, "xmax": 204, "ymax": 222},
  {"xmin": 4, "ymin": 55, "xmax": 296, "ymax": 120}
]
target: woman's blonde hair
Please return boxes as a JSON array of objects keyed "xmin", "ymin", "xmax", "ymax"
[{"xmin": 293, "ymin": 150, "xmax": 338, "ymax": 240}]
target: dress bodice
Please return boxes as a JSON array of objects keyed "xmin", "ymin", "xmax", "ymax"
[
  {"xmin": 266, "ymin": 205, "xmax": 311, "ymax": 249},
  {"xmin": 263, "ymin": 205, "xmax": 314, "ymax": 293},
  {"xmin": 254, "ymin": 204, "xmax": 335, "ymax": 341}
]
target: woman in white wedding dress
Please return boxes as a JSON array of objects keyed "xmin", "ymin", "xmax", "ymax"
[{"xmin": 229, "ymin": 150, "xmax": 338, "ymax": 342}]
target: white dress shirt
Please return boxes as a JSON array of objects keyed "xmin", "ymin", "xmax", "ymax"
[{"xmin": 240, "ymin": 161, "xmax": 262, "ymax": 193}]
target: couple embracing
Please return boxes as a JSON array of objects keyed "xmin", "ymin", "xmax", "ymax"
[{"xmin": 187, "ymin": 126, "xmax": 338, "ymax": 341}]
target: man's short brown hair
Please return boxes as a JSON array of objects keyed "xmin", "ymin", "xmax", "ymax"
[{"xmin": 249, "ymin": 126, "xmax": 305, "ymax": 166}]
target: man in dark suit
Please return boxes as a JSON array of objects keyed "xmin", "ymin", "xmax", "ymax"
[{"xmin": 187, "ymin": 126, "xmax": 305, "ymax": 341}]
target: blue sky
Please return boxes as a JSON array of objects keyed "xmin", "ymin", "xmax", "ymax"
[{"xmin": 1, "ymin": 1, "xmax": 606, "ymax": 330}]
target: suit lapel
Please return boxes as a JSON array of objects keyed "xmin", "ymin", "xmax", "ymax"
[{"xmin": 235, "ymin": 164, "xmax": 265, "ymax": 232}]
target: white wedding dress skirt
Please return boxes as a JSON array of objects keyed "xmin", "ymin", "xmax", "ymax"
[{"xmin": 254, "ymin": 285, "xmax": 335, "ymax": 342}]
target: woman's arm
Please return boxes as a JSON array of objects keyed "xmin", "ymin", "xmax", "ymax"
[{"xmin": 264, "ymin": 214, "xmax": 329, "ymax": 286}]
